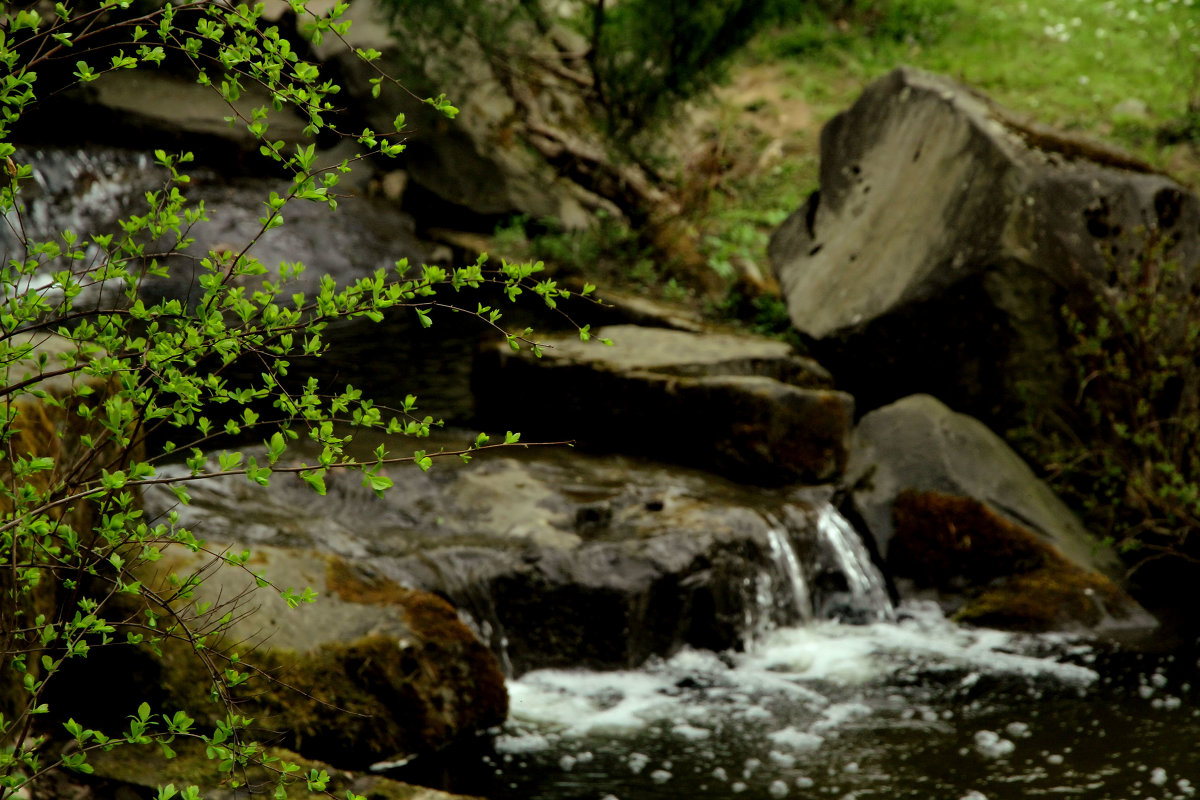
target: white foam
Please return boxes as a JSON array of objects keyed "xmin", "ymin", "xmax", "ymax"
[
  {"xmin": 768, "ymin": 727, "xmax": 825, "ymax": 752},
  {"xmin": 502, "ymin": 600, "xmax": 1098, "ymax": 753},
  {"xmin": 974, "ymin": 730, "xmax": 1015, "ymax": 759},
  {"xmin": 493, "ymin": 734, "xmax": 553, "ymax": 754},
  {"xmin": 671, "ymin": 724, "xmax": 712, "ymax": 741}
]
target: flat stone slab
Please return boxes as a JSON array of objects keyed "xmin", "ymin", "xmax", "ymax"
[{"xmin": 474, "ymin": 324, "xmax": 850, "ymax": 484}]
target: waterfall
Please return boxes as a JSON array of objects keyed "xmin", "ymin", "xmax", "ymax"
[
  {"xmin": 751, "ymin": 502, "xmax": 893, "ymax": 643},
  {"xmin": 766, "ymin": 522, "xmax": 812, "ymax": 622},
  {"xmin": 810, "ymin": 503, "xmax": 895, "ymax": 623}
]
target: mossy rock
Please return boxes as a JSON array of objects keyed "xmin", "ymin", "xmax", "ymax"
[
  {"xmin": 134, "ymin": 547, "xmax": 506, "ymax": 770},
  {"xmin": 86, "ymin": 739, "xmax": 480, "ymax": 800},
  {"xmin": 890, "ymin": 489, "xmax": 1150, "ymax": 631}
]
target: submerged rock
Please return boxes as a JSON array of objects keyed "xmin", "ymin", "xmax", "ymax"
[
  {"xmin": 769, "ymin": 67, "xmax": 1200, "ymax": 429},
  {"xmin": 474, "ymin": 324, "xmax": 852, "ymax": 484},
  {"xmin": 846, "ymin": 394, "xmax": 1154, "ymax": 631}
]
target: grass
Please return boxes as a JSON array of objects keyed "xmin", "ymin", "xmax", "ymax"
[{"xmin": 748, "ymin": 0, "xmax": 1200, "ymax": 176}]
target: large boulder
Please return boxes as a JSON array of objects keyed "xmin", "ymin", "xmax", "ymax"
[
  {"xmin": 845, "ymin": 394, "xmax": 1154, "ymax": 631},
  {"xmin": 769, "ymin": 67, "xmax": 1200, "ymax": 429},
  {"xmin": 473, "ymin": 324, "xmax": 853, "ymax": 484}
]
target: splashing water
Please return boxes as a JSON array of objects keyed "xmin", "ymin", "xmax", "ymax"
[{"xmin": 451, "ymin": 603, "xmax": 1198, "ymax": 800}]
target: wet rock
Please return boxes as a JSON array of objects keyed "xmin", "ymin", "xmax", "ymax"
[
  {"xmin": 144, "ymin": 176, "xmax": 433, "ymax": 303},
  {"xmin": 19, "ymin": 71, "xmax": 310, "ymax": 169},
  {"xmin": 769, "ymin": 67, "xmax": 1200, "ymax": 429},
  {"xmin": 473, "ymin": 324, "xmax": 852, "ymax": 484},
  {"xmin": 132, "ymin": 545, "xmax": 507, "ymax": 769},
  {"xmin": 142, "ymin": 446, "xmax": 893, "ymax": 677},
  {"xmin": 846, "ymin": 394, "xmax": 1154, "ymax": 631}
]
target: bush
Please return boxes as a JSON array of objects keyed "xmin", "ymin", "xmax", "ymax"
[
  {"xmin": 1016, "ymin": 228, "xmax": 1200, "ymax": 574},
  {"xmin": 0, "ymin": 3, "xmax": 596, "ymax": 797}
]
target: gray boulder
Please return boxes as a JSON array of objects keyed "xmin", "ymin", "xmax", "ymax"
[
  {"xmin": 769, "ymin": 67, "xmax": 1200, "ymax": 428},
  {"xmin": 473, "ymin": 324, "xmax": 853, "ymax": 484},
  {"xmin": 846, "ymin": 394, "xmax": 1154, "ymax": 631}
]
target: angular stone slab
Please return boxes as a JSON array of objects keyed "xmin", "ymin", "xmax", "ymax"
[{"xmin": 473, "ymin": 324, "xmax": 851, "ymax": 484}]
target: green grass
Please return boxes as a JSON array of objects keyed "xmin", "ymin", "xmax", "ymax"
[{"xmin": 752, "ymin": 0, "xmax": 1200, "ymax": 176}]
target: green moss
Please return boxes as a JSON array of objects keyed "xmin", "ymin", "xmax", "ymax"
[{"xmin": 891, "ymin": 489, "xmax": 1128, "ymax": 631}]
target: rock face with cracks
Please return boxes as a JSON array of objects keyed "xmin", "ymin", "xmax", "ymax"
[{"xmin": 769, "ymin": 66, "xmax": 1200, "ymax": 428}]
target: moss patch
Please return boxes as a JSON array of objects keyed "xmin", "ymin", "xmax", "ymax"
[
  {"xmin": 140, "ymin": 559, "xmax": 507, "ymax": 771},
  {"xmin": 891, "ymin": 489, "xmax": 1130, "ymax": 631}
]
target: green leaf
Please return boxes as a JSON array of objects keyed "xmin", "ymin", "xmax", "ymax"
[{"xmin": 364, "ymin": 474, "xmax": 393, "ymax": 494}]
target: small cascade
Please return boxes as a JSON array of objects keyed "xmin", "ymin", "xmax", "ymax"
[
  {"xmin": 765, "ymin": 521, "xmax": 813, "ymax": 624},
  {"xmin": 751, "ymin": 502, "xmax": 893, "ymax": 641},
  {"xmin": 809, "ymin": 503, "xmax": 895, "ymax": 623}
]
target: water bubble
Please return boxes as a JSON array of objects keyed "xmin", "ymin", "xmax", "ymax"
[
  {"xmin": 769, "ymin": 751, "xmax": 797, "ymax": 769},
  {"xmin": 769, "ymin": 780, "xmax": 789, "ymax": 798},
  {"xmin": 795, "ymin": 776, "xmax": 815, "ymax": 789},
  {"xmin": 712, "ymin": 767, "xmax": 729, "ymax": 782},
  {"xmin": 559, "ymin": 755, "xmax": 577, "ymax": 771},
  {"xmin": 732, "ymin": 782, "xmax": 748, "ymax": 793},
  {"xmin": 1047, "ymin": 754, "xmax": 1064, "ymax": 765},
  {"xmin": 974, "ymin": 730, "xmax": 1015, "ymax": 759},
  {"xmin": 672, "ymin": 723, "xmax": 711, "ymax": 741},
  {"xmin": 1005, "ymin": 722, "xmax": 1031, "ymax": 738},
  {"xmin": 650, "ymin": 770, "xmax": 672, "ymax": 784},
  {"xmin": 628, "ymin": 753, "xmax": 650, "ymax": 774},
  {"xmin": 959, "ymin": 792, "xmax": 988, "ymax": 800},
  {"xmin": 1151, "ymin": 768, "xmax": 1168, "ymax": 786}
]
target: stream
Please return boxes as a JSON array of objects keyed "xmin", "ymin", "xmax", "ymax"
[
  {"xmin": 19, "ymin": 146, "xmax": 1200, "ymax": 800},
  {"xmin": 469, "ymin": 609, "xmax": 1199, "ymax": 800}
]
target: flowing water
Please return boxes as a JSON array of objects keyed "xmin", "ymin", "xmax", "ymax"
[
  {"xmin": 462, "ymin": 606, "xmax": 1199, "ymax": 800},
  {"xmin": 27, "ymin": 145, "xmax": 1200, "ymax": 800}
]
